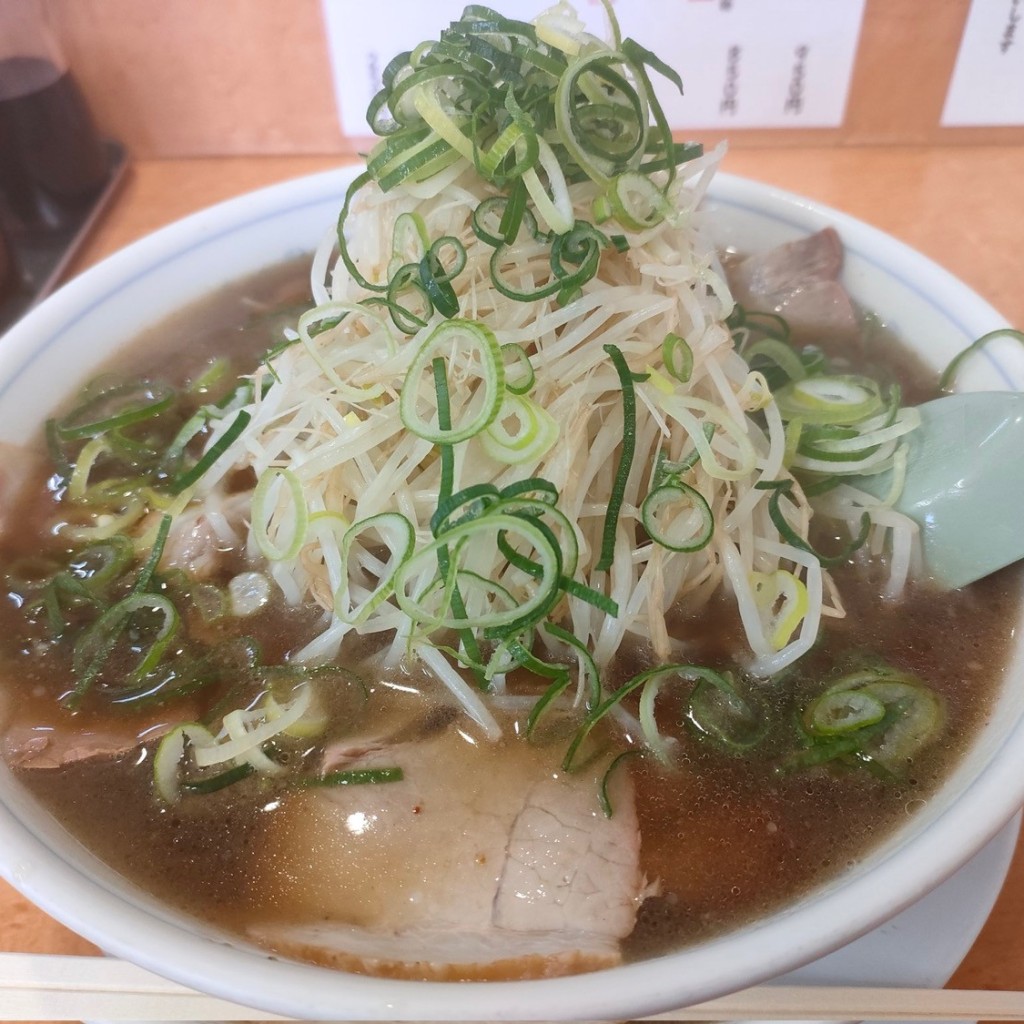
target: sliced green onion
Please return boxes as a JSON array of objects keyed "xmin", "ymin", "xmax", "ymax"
[
  {"xmin": 307, "ymin": 767, "xmax": 404, "ymax": 787},
  {"xmin": 564, "ymin": 663, "xmax": 733, "ymax": 770},
  {"xmin": 70, "ymin": 592, "xmax": 179, "ymax": 705},
  {"xmin": 265, "ymin": 663, "xmax": 366, "ymax": 738},
  {"xmin": 498, "ymin": 178, "xmax": 531, "ymax": 244},
  {"xmin": 518, "ymin": 646, "xmax": 572, "ymax": 738},
  {"xmin": 499, "ymin": 477, "xmax": 560, "ymax": 506},
  {"xmin": 560, "ymin": 577, "xmax": 618, "ymax": 615},
  {"xmin": 473, "ymin": 91, "xmax": 536, "ymax": 182},
  {"xmin": 396, "ymin": 512, "xmax": 562, "ymax": 636},
  {"xmin": 482, "ymin": 393, "xmax": 559, "ymax": 464},
  {"xmin": 543, "ymin": 621, "xmax": 601, "ymax": 708},
  {"xmin": 133, "ymin": 513, "xmax": 172, "ymax": 594},
  {"xmin": 655, "ymin": 422, "xmax": 716, "ymax": 482},
  {"xmin": 45, "ymin": 418, "xmax": 73, "ymax": 486},
  {"xmin": 642, "ymin": 480, "xmax": 714, "ymax": 553},
  {"xmin": 598, "ymin": 748, "xmax": 642, "ymax": 818},
  {"xmin": 596, "ymin": 343, "xmax": 639, "ymax": 572},
  {"xmin": 67, "ymin": 437, "xmax": 110, "ymax": 501},
  {"xmin": 637, "ymin": 139, "xmax": 702, "ymax": 177},
  {"xmin": 196, "ymin": 686, "xmax": 314, "ymax": 773},
  {"xmin": 686, "ymin": 677, "xmax": 766, "ymax": 752},
  {"xmin": 662, "ymin": 332, "xmax": 693, "ymax": 384},
  {"xmin": 57, "ymin": 381, "xmax": 175, "ymax": 441},
  {"xmin": 60, "ymin": 494, "xmax": 147, "ymax": 544},
  {"xmin": 729, "ymin": 305, "xmax": 791, "ymax": 343},
  {"xmin": 521, "ymin": 135, "xmax": 574, "ymax": 234},
  {"xmin": 153, "ymin": 722, "xmax": 219, "ymax": 802},
  {"xmin": 377, "ymin": 134, "xmax": 461, "ymax": 193},
  {"xmin": 384, "ymin": 268, "xmax": 433, "ymax": 333},
  {"xmin": 751, "ymin": 569, "xmax": 808, "ymax": 650},
  {"xmin": 620, "ymin": 36, "xmax": 684, "ymax": 185},
  {"xmin": 409, "ymin": 73, "xmax": 476, "ymax": 164},
  {"xmin": 388, "ymin": 211, "xmax": 430, "ymax": 278},
  {"xmin": 182, "ymin": 762, "xmax": 255, "ymax": 795},
  {"xmin": 33, "ymin": 572, "xmax": 96, "ymax": 639},
  {"xmin": 140, "ymin": 643, "xmax": 254, "ymax": 724},
  {"xmin": 758, "ymin": 478, "xmax": 871, "ymax": 567},
  {"xmin": 252, "ymin": 468, "xmax": 309, "ymax": 562},
  {"xmin": 69, "ymin": 537, "xmax": 135, "ymax": 592},
  {"xmin": 824, "ymin": 673, "xmax": 944, "ymax": 773},
  {"xmin": 491, "ymin": 494, "xmax": 579, "ymax": 578},
  {"xmin": 501, "ymin": 343, "xmax": 536, "ymax": 395},
  {"xmin": 592, "ymin": 194, "xmax": 613, "ymax": 224},
  {"xmin": 172, "ymin": 410, "xmax": 250, "ymax": 494},
  {"xmin": 430, "ymin": 482, "xmax": 502, "ymax": 536},
  {"xmin": 804, "ymin": 689, "xmax": 886, "ymax": 736},
  {"xmin": 432, "ymin": 357, "xmax": 455, "ymax": 502},
  {"xmin": 606, "ymin": 171, "xmax": 672, "ymax": 230},
  {"xmin": 554, "ymin": 50, "xmax": 647, "ymax": 184},
  {"xmin": 473, "ymin": 195, "xmax": 514, "ymax": 247},
  {"xmin": 781, "ymin": 709, "xmax": 901, "ymax": 775},
  {"xmin": 431, "ymin": 357, "xmax": 484, "ymax": 684},
  {"xmin": 418, "ymin": 236, "xmax": 465, "ymax": 319},
  {"xmin": 336, "ymin": 171, "xmax": 388, "ymax": 292},
  {"xmin": 782, "ymin": 418, "xmax": 803, "ymax": 467},
  {"xmin": 790, "ymin": 668, "xmax": 944, "ymax": 776},
  {"xmin": 939, "ymin": 328, "xmax": 1024, "ymax": 392},
  {"xmin": 775, "ymin": 375, "xmax": 884, "ymax": 426},
  {"xmin": 161, "ymin": 408, "xmax": 209, "ymax": 473},
  {"xmin": 335, "ymin": 512, "xmax": 416, "ymax": 625},
  {"xmin": 189, "ymin": 357, "xmax": 232, "ymax": 394},
  {"xmin": 743, "ymin": 337, "xmax": 808, "ymax": 385},
  {"xmin": 400, "ymin": 319, "xmax": 504, "ymax": 444}
]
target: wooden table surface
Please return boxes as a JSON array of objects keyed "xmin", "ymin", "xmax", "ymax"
[{"xmin": 3, "ymin": 146, "xmax": 1024, "ymax": 1022}]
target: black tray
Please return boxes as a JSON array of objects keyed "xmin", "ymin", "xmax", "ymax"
[{"xmin": 0, "ymin": 139, "xmax": 128, "ymax": 336}]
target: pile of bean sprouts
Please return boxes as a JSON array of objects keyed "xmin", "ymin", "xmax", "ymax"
[{"xmin": 190, "ymin": 6, "xmax": 921, "ymax": 740}]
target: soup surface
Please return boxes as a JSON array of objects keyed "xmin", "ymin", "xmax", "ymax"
[{"xmin": 0, "ymin": 259, "xmax": 1019, "ymax": 977}]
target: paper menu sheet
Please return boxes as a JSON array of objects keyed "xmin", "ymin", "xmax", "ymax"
[
  {"xmin": 943, "ymin": 0, "xmax": 1024, "ymax": 126},
  {"xmin": 321, "ymin": 0, "xmax": 867, "ymax": 135}
]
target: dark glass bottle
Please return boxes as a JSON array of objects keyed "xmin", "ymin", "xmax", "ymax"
[
  {"xmin": 0, "ymin": 220, "xmax": 15, "ymax": 302},
  {"xmin": 0, "ymin": 2, "xmax": 109, "ymax": 228}
]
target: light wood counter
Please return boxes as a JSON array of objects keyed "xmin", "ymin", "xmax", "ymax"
[{"xmin": 3, "ymin": 146, "xmax": 1024, "ymax": 1023}]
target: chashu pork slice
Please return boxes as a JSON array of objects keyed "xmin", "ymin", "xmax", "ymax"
[
  {"xmin": 729, "ymin": 226, "xmax": 860, "ymax": 341},
  {"xmin": 252, "ymin": 719, "xmax": 645, "ymax": 980},
  {"xmin": 3, "ymin": 709, "xmax": 194, "ymax": 770},
  {"xmin": 160, "ymin": 490, "xmax": 250, "ymax": 579}
]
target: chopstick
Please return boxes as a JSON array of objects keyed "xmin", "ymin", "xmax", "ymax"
[
  {"xmin": 0, "ymin": 953, "xmax": 282, "ymax": 1021},
  {"xmin": 3, "ymin": 952, "xmax": 1024, "ymax": 1022},
  {"xmin": 646, "ymin": 985, "xmax": 1024, "ymax": 1021}
]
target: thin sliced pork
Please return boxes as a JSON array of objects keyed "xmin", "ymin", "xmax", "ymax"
[
  {"xmin": 730, "ymin": 227, "xmax": 859, "ymax": 341},
  {"xmin": 4, "ymin": 712, "xmax": 192, "ymax": 770},
  {"xmin": 161, "ymin": 490, "xmax": 250, "ymax": 579}
]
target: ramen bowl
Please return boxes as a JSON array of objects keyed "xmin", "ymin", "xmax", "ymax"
[{"xmin": 0, "ymin": 167, "xmax": 1022, "ymax": 1021}]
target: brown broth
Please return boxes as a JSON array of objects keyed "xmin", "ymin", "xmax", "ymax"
[
  {"xmin": 0, "ymin": 261, "xmax": 1020, "ymax": 970},
  {"xmin": 627, "ymin": 565, "xmax": 1019, "ymax": 957}
]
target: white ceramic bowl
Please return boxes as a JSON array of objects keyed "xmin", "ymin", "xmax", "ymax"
[{"xmin": 0, "ymin": 168, "xmax": 1022, "ymax": 1021}]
